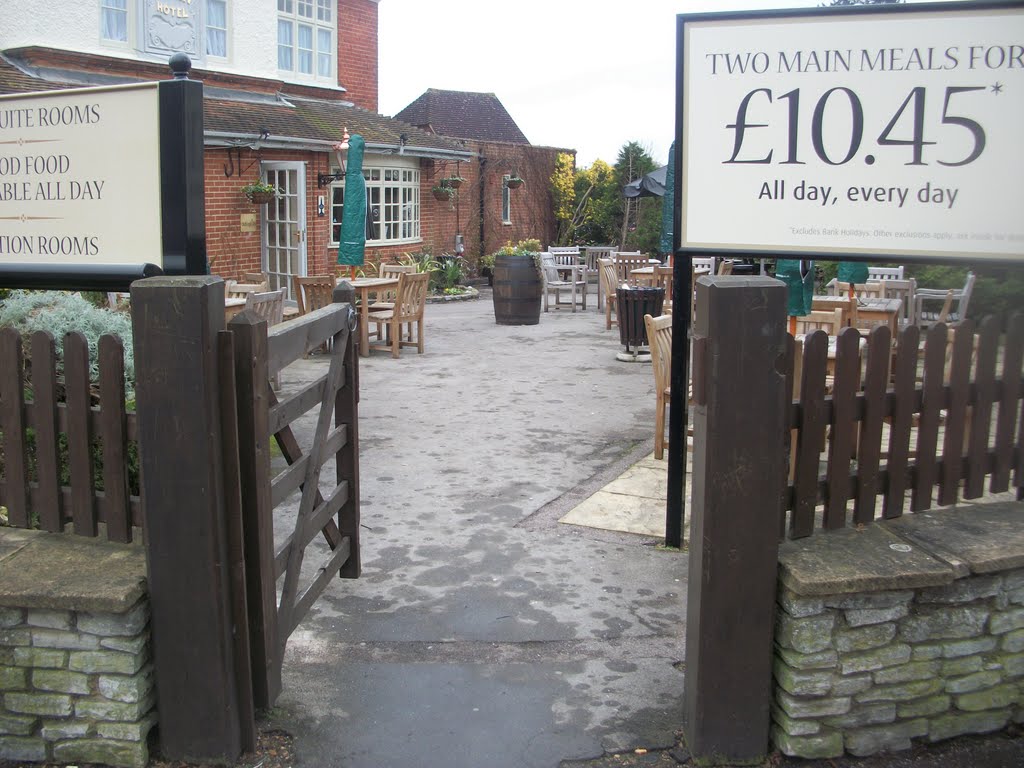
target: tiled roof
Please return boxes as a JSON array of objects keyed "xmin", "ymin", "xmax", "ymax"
[
  {"xmin": 394, "ymin": 89, "xmax": 530, "ymax": 145},
  {"xmin": 0, "ymin": 53, "xmax": 469, "ymax": 158}
]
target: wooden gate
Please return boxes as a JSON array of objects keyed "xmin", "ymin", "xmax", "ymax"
[{"xmin": 222, "ymin": 293, "xmax": 361, "ymax": 709}]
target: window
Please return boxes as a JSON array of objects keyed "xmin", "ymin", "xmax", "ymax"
[
  {"xmin": 206, "ymin": 0, "xmax": 228, "ymax": 58},
  {"xmin": 101, "ymin": 0, "xmax": 128, "ymax": 43},
  {"xmin": 502, "ymin": 175, "xmax": 512, "ymax": 224},
  {"xmin": 278, "ymin": 0, "xmax": 335, "ymax": 81},
  {"xmin": 331, "ymin": 165, "xmax": 421, "ymax": 247}
]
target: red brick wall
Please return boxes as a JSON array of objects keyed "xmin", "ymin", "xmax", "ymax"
[
  {"xmin": 204, "ymin": 148, "xmax": 431, "ymax": 280},
  {"xmin": 418, "ymin": 143, "xmax": 565, "ymax": 276},
  {"xmin": 337, "ymin": 0, "xmax": 378, "ymax": 112}
]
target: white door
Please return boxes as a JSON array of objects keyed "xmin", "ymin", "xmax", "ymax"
[{"xmin": 261, "ymin": 162, "xmax": 306, "ymax": 301}]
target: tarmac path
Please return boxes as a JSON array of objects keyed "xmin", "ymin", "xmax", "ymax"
[{"xmin": 268, "ymin": 289, "xmax": 689, "ymax": 768}]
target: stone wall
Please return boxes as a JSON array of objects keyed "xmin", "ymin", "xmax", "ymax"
[
  {"xmin": 772, "ymin": 503, "xmax": 1024, "ymax": 759},
  {"xmin": 0, "ymin": 529, "xmax": 152, "ymax": 768}
]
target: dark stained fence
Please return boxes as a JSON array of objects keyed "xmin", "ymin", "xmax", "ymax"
[
  {"xmin": 783, "ymin": 313, "xmax": 1024, "ymax": 538},
  {"xmin": 0, "ymin": 328, "xmax": 139, "ymax": 541}
]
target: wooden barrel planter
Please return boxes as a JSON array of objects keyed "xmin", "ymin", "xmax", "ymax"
[{"xmin": 492, "ymin": 254, "xmax": 541, "ymax": 325}]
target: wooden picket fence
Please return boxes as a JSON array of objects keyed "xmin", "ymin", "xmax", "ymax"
[
  {"xmin": 0, "ymin": 328, "xmax": 140, "ymax": 541},
  {"xmin": 782, "ymin": 313, "xmax": 1024, "ymax": 539}
]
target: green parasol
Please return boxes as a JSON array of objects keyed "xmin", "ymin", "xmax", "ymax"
[
  {"xmin": 337, "ymin": 133, "xmax": 367, "ymax": 268},
  {"xmin": 776, "ymin": 259, "xmax": 815, "ymax": 317},
  {"xmin": 837, "ymin": 261, "xmax": 869, "ymax": 286}
]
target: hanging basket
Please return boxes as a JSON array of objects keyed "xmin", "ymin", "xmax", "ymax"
[
  {"xmin": 246, "ymin": 189, "xmax": 277, "ymax": 205},
  {"xmin": 432, "ymin": 188, "xmax": 452, "ymax": 201},
  {"xmin": 446, "ymin": 177, "xmax": 464, "ymax": 189},
  {"xmin": 506, "ymin": 177, "xmax": 524, "ymax": 189}
]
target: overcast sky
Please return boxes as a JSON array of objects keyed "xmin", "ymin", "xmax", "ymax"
[{"xmin": 377, "ymin": 0, "xmax": 823, "ymax": 169}]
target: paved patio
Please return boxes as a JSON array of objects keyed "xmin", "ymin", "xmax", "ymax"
[{"xmin": 270, "ymin": 288, "xmax": 690, "ymax": 768}]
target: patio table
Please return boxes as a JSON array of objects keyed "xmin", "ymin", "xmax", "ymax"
[{"xmin": 341, "ymin": 277, "xmax": 400, "ymax": 356}]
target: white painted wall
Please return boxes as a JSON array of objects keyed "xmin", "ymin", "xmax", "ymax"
[{"xmin": 0, "ymin": 1, "xmax": 324, "ymax": 87}]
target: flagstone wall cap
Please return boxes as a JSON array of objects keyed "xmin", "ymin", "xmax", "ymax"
[
  {"xmin": 882, "ymin": 501, "xmax": 1024, "ymax": 577},
  {"xmin": 778, "ymin": 502, "xmax": 1024, "ymax": 597},
  {"xmin": 0, "ymin": 528, "xmax": 146, "ymax": 613},
  {"xmin": 778, "ymin": 523, "xmax": 955, "ymax": 597}
]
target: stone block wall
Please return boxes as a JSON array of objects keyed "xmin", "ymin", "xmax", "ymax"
[
  {"xmin": 0, "ymin": 529, "xmax": 152, "ymax": 768},
  {"xmin": 0, "ymin": 600, "xmax": 154, "ymax": 767},
  {"xmin": 772, "ymin": 568, "xmax": 1024, "ymax": 758}
]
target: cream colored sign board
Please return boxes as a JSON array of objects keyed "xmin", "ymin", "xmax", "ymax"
[
  {"xmin": 0, "ymin": 83, "xmax": 162, "ymax": 267},
  {"xmin": 679, "ymin": 6, "xmax": 1024, "ymax": 261}
]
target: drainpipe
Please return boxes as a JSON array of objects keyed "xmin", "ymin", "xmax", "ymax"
[{"xmin": 478, "ymin": 156, "xmax": 487, "ymax": 261}]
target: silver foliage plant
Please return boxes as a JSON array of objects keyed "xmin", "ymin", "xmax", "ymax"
[{"xmin": 0, "ymin": 291, "xmax": 135, "ymax": 396}]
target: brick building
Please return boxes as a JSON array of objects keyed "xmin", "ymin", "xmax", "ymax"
[
  {"xmin": 394, "ymin": 88, "xmax": 573, "ymax": 269},
  {"xmin": 0, "ymin": 0, "xmax": 574, "ymax": 300}
]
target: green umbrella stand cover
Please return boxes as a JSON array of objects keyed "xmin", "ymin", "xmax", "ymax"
[
  {"xmin": 776, "ymin": 259, "xmax": 815, "ymax": 317},
  {"xmin": 838, "ymin": 261, "xmax": 869, "ymax": 286},
  {"xmin": 337, "ymin": 133, "xmax": 367, "ymax": 269}
]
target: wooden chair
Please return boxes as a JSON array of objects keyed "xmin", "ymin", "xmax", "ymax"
[
  {"xmin": 293, "ymin": 275, "xmax": 335, "ymax": 316},
  {"xmin": 245, "ymin": 290, "xmax": 285, "ymax": 387},
  {"xmin": 583, "ymin": 245, "xmax": 616, "ymax": 273},
  {"xmin": 548, "ymin": 247, "xmax": 581, "ymax": 264},
  {"xmin": 654, "ymin": 265, "xmax": 673, "ymax": 314},
  {"xmin": 794, "ymin": 309, "xmax": 845, "ymax": 336},
  {"xmin": 613, "ymin": 251, "xmax": 648, "ymax": 286},
  {"xmin": 644, "ymin": 314, "xmax": 673, "ymax": 460},
  {"xmin": 367, "ymin": 271, "xmax": 429, "ymax": 358},
  {"xmin": 716, "ymin": 259, "xmax": 734, "ymax": 276},
  {"xmin": 691, "ymin": 256, "xmax": 715, "ymax": 274},
  {"xmin": 241, "ymin": 271, "xmax": 269, "ymax": 285},
  {"xmin": 867, "ymin": 265, "xmax": 904, "ymax": 282},
  {"xmin": 539, "ymin": 252, "xmax": 587, "ymax": 312},
  {"xmin": 812, "ymin": 295, "xmax": 858, "ymax": 329},
  {"xmin": 371, "ymin": 263, "xmax": 418, "ymax": 311},
  {"xmin": 835, "ymin": 281, "xmax": 885, "ymax": 300},
  {"xmin": 915, "ymin": 272, "xmax": 975, "ymax": 328},
  {"xmin": 225, "ymin": 280, "xmax": 269, "ymax": 299},
  {"xmin": 598, "ymin": 258, "xmax": 618, "ymax": 330},
  {"xmin": 881, "ymin": 278, "xmax": 917, "ymax": 328}
]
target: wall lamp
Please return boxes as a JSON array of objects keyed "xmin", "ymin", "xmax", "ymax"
[{"xmin": 318, "ymin": 128, "xmax": 350, "ymax": 187}]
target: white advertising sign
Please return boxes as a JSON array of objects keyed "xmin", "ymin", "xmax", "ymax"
[
  {"xmin": 678, "ymin": 4, "xmax": 1024, "ymax": 262},
  {"xmin": 0, "ymin": 83, "xmax": 163, "ymax": 268}
]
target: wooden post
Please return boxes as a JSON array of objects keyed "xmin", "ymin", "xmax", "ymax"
[
  {"xmin": 333, "ymin": 284, "xmax": 361, "ymax": 578},
  {"xmin": 131, "ymin": 276, "xmax": 243, "ymax": 762},
  {"xmin": 683, "ymin": 276, "xmax": 787, "ymax": 765}
]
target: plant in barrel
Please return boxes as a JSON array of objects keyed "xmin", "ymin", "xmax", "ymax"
[{"xmin": 490, "ymin": 239, "xmax": 543, "ymax": 326}]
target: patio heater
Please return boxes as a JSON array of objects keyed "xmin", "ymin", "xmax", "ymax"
[{"xmin": 615, "ymin": 285, "xmax": 664, "ymax": 362}]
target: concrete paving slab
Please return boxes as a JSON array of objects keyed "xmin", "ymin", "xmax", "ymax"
[
  {"xmin": 268, "ymin": 290, "xmax": 689, "ymax": 767},
  {"xmin": 559, "ymin": 491, "xmax": 667, "ymax": 538}
]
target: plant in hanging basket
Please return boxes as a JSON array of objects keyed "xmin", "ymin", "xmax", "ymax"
[
  {"xmin": 431, "ymin": 184, "xmax": 456, "ymax": 202},
  {"xmin": 445, "ymin": 175, "xmax": 465, "ymax": 189},
  {"xmin": 505, "ymin": 175, "xmax": 524, "ymax": 189},
  {"xmin": 242, "ymin": 180, "xmax": 279, "ymax": 204}
]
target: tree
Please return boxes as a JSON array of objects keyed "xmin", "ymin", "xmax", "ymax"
[
  {"xmin": 614, "ymin": 142, "xmax": 658, "ymax": 252},
  {"xmin": 550, "ymin": 152, "xmax": 576, "ymax": 245}
]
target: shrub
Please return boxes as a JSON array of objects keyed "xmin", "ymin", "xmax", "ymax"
[{"xmin": 0, "ymin": 291, "xmax": 135, "ymax": 395}]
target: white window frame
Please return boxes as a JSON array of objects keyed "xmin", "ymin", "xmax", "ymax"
[
  {"xmin": 206, "ymin": 0, "xmax": 229, "ymax": 60},
  {"xmin": 330, "ymin": 163, "xmax": 422, "ymax": 248},
  {"xmin": 277, "ymin": 0, "xmax": 336, "ymax": 83},
  {"xmin": 100, "ymin": 0, "xmax": 131, "ymax": 48},
  {"xmin": 502, "ymin": 175, "xmax": 512, "ymax": 224}
]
